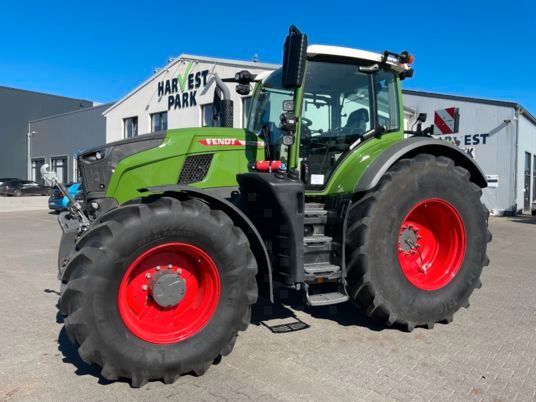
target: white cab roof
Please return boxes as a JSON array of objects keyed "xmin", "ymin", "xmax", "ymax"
[{"xmin": 307, "ymin": 45, "xmax": 405, "ymax": 72}]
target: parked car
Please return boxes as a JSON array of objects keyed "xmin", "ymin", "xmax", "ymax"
[
  {"xmin": 0, "ymin": 179, "xmax": 51, "ymax": 196},
  {"xmin": 0, "ymin": 177, "xmax": 19, "ymax": 185},
  {"xmin": 48, "ymin": 183, "xmax": 83, "ymax": 212}
]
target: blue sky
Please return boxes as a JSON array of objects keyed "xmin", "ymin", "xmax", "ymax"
[{"xmin": 1, "ymin": 0, "xmax": 535, "ymax": 112}]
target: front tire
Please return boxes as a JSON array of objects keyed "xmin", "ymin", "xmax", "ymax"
[
  {"xmin": 59, "ymin": 196, "xmax": 257, "ymax": 386},
  {"xmin": 346, "ymin": 154, "xmax": 490, "ymax": 331}
]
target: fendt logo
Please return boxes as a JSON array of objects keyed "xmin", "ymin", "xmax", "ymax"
[
  {"xmin": 198, "ymin": 138, "xmax": 264, "ymax": 147},
  {"xmin": 157, "ymin": 61, "xmax": 209, "ymax": 111}
]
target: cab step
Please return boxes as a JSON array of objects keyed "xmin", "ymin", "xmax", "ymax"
[
  {"xmin": 304, "ymin": 262, "xmax": 340, "ymax": 275},
  {"xmin": 304, "ymin": 234, "xmax": 332, "ymax": 245},
  {"xmin": 305, "ymin": 290, "xmax": 349, "ymax": 306}
]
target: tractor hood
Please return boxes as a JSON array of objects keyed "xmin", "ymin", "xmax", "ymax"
[{"xmin": 79, "ymin": 127, "xmax": 264, "ymax": 204}]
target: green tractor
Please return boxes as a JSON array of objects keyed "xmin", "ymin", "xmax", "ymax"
[{"xmin": 47, "ymin": 26, "xmax": 490, "ymax": 386}]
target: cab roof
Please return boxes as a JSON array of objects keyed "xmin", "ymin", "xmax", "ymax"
[{"xmin": 307, "ymin": 45, "xmax": 405, "ymax": 72}]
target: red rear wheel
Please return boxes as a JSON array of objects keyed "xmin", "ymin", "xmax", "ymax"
[
  {"xmin": 397, "ymin": 198, "xmax": 466, "ymax": 291},
  {"xmin": 118, "ymin": 242, "xmax": 220, "ymax": 344}
]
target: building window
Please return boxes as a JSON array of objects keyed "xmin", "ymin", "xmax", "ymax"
[
  {"xmin": 151, "ymin": 111, "xmax": 168, "ymax": 132},
  {"xmin": 242, "ymin": 97, "xmax": 252, "ymax": 128},
  {"xmin": 202, "ymin": 104, "xmax": 214, "ymax": 127},
  {"xmin": 51, "ymin": 156, "xmax": 68, "ymax": 184},
  {"xmin": 524, "ymin": 152, "xmax": 531, "ymax": 212},
  {"xmin": 124, "ymin": 117, "xmax": 138, "ymax": 138},
  {"xmin": 31, "ymin": 158, "xmax": 45, "ymax": 184}
]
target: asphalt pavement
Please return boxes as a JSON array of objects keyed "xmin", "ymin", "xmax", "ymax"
[{"xmin": 0, "ymin": 197, "xmax": 534, "ymax": 401}]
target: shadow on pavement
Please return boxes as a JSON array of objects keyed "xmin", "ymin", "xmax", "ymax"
[
  {"xmin": 509, "ymin": 215, "xmax": 536, "ymax": 225},
  {"xmin": 57, "ymin": 327, "xmax": 121, "ymax": 385},
  {"xmin": 55, "ymin": 284, "xmax": 386, "ymax": 384},
  {"xmin": 251, "ymin": 286, "xmax": 385, "ymax": 332}
]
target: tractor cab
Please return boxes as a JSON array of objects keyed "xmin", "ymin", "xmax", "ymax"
[
  {"xmin": 227, "ymin": 26, "xmax": 414, "ymax": 195},
  {"xmin": 246, "ymin": 52, "xmax": 406, "ymax": 191}
]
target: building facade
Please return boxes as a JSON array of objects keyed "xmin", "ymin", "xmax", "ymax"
[
  {"xmin": 3, "ymin": 55, "xmax": 535, "ymax": 216},
  {"xmin": 403, "ymin": 90, "xmax": 536, "ymax": 215},
  {"xmin": 29, "ymin": 103, "xmax": 111, "ymax": 184},
  {"xmin": 0, "ymin": 86, "xmax": 92, "ymax": 180},
  {"xmin": 103, "ymin": 55, "xmax": 278, "ymax": 142}
]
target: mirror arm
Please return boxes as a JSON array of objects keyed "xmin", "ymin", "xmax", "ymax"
[
  {"xmin": 213, "ymin": 73, "xmax": 231, "ymax": 100},
  {"xmin": 40, "ymin": 164, "xmax": 91, "ymax": 230}
]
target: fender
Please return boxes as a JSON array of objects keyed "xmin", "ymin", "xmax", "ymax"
[
  {"xmin": 355, "ymin": 136, "xmax": 487, "ymax": 192},
  {"xmin": 142, "ymin": 185, "xmax": 274, "ymax": 302}
]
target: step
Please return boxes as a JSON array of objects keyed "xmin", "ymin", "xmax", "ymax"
[
  {"xmin": 304, "ymin": 235, "xmax": 332, "ymax": 245},
  {"xmin": 306, "ymin": 291, "xmax": 349, "ymax": 306},
  {"xmin": 305, "ymin": 204, "xmax": 327, "ymax": 216},
  {"xmin": 304, "ymin": 214, "xmax": 328, "ymax": 226},
  {"xmin": 304, "ymin": 263, "xmax": 340, "ymax": 275},
  {"xmin": 304, "ymin": 202, "xmax": 325, "ymax": 211}
]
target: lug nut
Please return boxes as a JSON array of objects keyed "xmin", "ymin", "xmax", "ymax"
[
  {"xmin": 145, "ymin": 273, "xmax": 151, "ymax": 279},
  {"xmin": 156, "ymin": 265, "xmax": 160, "ymax": 271},
  {"xmin": 168, "ymin": 264, "xmax": 173, "ymax": 269},
  {"xmin": 177, "ymin": 268, "xmax": 182, "ymax": 274},
  {"xmin": 141, "ymin": 284, "xmax": 148, "ymax": 291}
]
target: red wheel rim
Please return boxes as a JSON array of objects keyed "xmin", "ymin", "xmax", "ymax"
[
  {"xmin": 397, "ymin": 198, "xmax": 466, "ymax": 291},
  {"xmin": 118, "ymin": 243, "xmax": 220, "ymax": 344}
]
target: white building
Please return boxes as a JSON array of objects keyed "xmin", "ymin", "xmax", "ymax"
[{"xmin": 103, "ymin": 55, "xmax": 278, "ymax": 142}]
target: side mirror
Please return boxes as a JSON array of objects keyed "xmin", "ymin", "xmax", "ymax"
[
  {"xmin": 417, "ymin": 113, "xmax": 427, "ymax": 123},
  {"xmin": 282, "ymin": 25, "xmax": 308, "ymax": 88}
]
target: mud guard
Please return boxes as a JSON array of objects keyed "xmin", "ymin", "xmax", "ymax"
[
  {"xmin": 142, "ymin": 185, "xmax": 274, "ymax": 302},
  {"xmin": 355, "ymin": 136, "xmax": 488, "ymax": 192}
]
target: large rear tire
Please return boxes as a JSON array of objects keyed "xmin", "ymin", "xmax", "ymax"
[
  {"xmin": 59, "ymin": 196, "xmax": 257, "ymax": 386},
  {"xmin": 346, "ymin": 154, "xmax": 490, "ymax": 331}
]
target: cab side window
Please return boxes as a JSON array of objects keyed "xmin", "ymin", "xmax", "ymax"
[{"xmin": 375, "ymin": 71, "xmax": 399, "ymax": 131}]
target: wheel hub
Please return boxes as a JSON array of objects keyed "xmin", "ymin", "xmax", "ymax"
[
  {"xmin": 148, "ymin": 270, "xmax": 186, "ymax": 308},
  {"xmin": 398, "ymin": 226, "xmax": 419, "ymax": 253}
]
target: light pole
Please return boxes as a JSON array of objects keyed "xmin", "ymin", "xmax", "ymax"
[{"xmin": 27, "ymin": 127, "xmax": 36, "ymax": 180}]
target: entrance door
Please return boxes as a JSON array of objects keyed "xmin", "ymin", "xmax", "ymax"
[{"xmin": 524, "ymin": 152, "xmax": 531, "ymax": 212}]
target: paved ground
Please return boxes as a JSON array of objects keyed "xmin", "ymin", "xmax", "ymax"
[
  {"xmin": 0, "ymin": 196, "xmax": 49, "ymax": 213},
  {"xmin": 0, "ymin": 199, "xmax": 535, "ymax": 401}
]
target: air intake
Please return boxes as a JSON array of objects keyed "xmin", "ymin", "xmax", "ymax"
[{"xmin": 178, "ymin": 154, "xmax": 213, "ymax": 185}]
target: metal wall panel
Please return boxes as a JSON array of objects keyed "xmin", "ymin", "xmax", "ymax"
[
  {"xmin": 516, "ymin": 114, "xmax": 536, "ymax": 213},
  {"xmin": 0, "ymin": 87, "xmax": 92, "ymax": 179},
  {"xmin": 403, "ymin": 93, "xmax": 516, "ymax": 214},
  {"xmin": 30, "ymin": 104, "xmax": 109, "ymax": 183}
]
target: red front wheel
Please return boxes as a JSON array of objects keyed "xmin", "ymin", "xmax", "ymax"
[
  {"xmin": 118, "ymin": 243, "xmax": 221, "ymax": 344},
  {"xmin": 59, "ymin": 197, "xmax": 257, "ymax": 386}
]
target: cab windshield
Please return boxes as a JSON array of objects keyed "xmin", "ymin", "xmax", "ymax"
[{"xmin": 247, "ymin": 61, "xmax": 400, "ymax": 186}]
